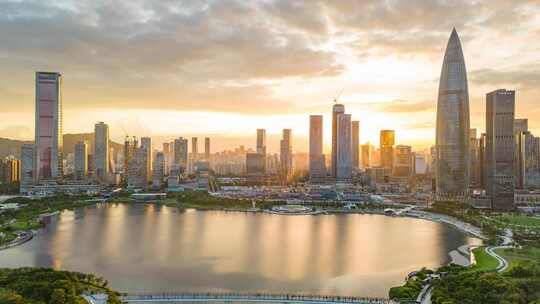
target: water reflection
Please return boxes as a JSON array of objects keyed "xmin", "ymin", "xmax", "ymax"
[{"xmin": 0, "ymin": 204, "xmax": 482, "ymax": 297}]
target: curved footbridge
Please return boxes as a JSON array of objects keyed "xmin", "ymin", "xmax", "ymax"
[{"xmin": 120, "ymin": 292, "xmax": 395, "ymax": 304}]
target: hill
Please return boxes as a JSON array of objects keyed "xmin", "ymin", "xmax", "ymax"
[{"xmin": 0, "ymin": 134, "xmax": 123, "ymax": 159}]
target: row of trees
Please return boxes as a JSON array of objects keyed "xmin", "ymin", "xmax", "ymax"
[{"xmin": 431, "ymin": 263, "xmax": 540, "ymax": 304}]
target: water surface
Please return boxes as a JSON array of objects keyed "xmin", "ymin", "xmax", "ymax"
[{"xmin": 0, "ymin": 204, "xmax": 481, "ymax": 297}]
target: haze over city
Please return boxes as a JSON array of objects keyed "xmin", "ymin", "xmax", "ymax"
[{"xmin": 1, "ymin": 0, "xmax": 540, "ymax": 152}]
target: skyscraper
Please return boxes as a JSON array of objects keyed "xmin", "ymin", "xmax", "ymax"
[
  {"xmin": 361, "ymin": 144, "xmax": 371, "ymax": 169},
  {"xmin": 352, "ymin": 121, "xmax": 360, "ymax": 169},
  {"xmin": 174, "ymin": 137, "xmax": 188, "ymax": 171},
  {"xmin": 380, "ymin": 130, "xmax": 395, "ymax": 172},
  {"xmin": 514, "ymin": 119, "xmax": 528, "ymax": 135},
  {"xmin": 486, "ymin": 89, "xmax": 515, "ymax": 211},
  {"xmin": 331, "ymin": 103, "xmax": 345, "ymax": 177},
  {"xmin": 35, "ymin": 72, "xmax": 63, "ymax": 181},
  {"xmin": 336, "ymin": 113, "xmax": 352, "ymax": 182},
  {"xmin": 128, "ymin": 146, "xmax": 148, "ymax": 189},
  {"xmin": 280, "ymin": 129, "xmax": 292, "ymax": 179},
  {"xmin": 74, "ymin": 141, "xmax": 88, "ymax": 180},
  {"xmin": 394, "ymin": 145, "xmax": 413, "ymax": 178},
  {"xmin": 309, "ymin": 115, "xmax": 326, "ymax": 181},
  {"xmin": 516, "ymin": 131, "xmax": 540, "ymax": 189},
  {"xmin": 94, "ymin": 122, "xmax": 110, "ymax": 181},
  {"xmin": 152, "ymin": 152, "xmax": 165, "ymax": 188},
  {"xmin": 20, "ymin": 144, "xmax": 36, "ymax": 192},
  {"xmin": 123, "ymin": 136, "xmax": 138, "ymax": 181},
  {"xmin": 256, "ymin": 129, "xmax": 266, "ymax": 155},
  {"xmin": 141, "ymin": 137, "xmax": 152, "ymax": 181},
  {"xmin": 435, "ymin": 29, "xmax": 470, "ymax": 201},
  {"xmin": 469, "ymin": 129, "xmax": 481, "ymax": 188},
  {"xmin": 192, "ymin": 137, "xmax": 198, "ymax": 155},
  {"xmin": 205, "ymin": 137, "xmax": 210, "ymax": 160}
]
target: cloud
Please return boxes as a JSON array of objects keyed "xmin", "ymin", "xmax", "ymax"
[
  {"xmin": 470, "ymin": 65, "xmax": 540, "ymax": 91},
  {"xmin": 377, "ymin": 100, "xmax": 435, "ymax": 113}
]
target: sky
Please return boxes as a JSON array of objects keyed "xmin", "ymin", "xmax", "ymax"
[{"xmin": 1, "ymin": 0, "xmax": 540, "ymax": 153}]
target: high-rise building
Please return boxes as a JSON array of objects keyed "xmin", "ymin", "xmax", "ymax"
[
  {"xmin": 163, "ymin": 142, "xmax": 171, "ymax": 174},
  {"xmin": 280, "ymin": 129, "xmax": 292, "ymax": 179},
  {"xmin": 380, "ymin": 130, "xmax": 395, "ymax": 172},
  {"xmin": 394, "ymin": 145, "xmax": 413, "ymax": 178},
  {"xmin": 361, "ymin": 144, "xmax": 371, "ymax": 169},
  {"xmin": 173, "ymin": 137, "xmax": 188, "ymax": 174},
  {"xmin": 309, "ymin": 115, "xmax": 326, "ymax": 181},
  {"xmin": 256, "ymin": 129, "xmax": 266, "ymax": 155},
  {"xmin": 1, "ymin": 159, "xmax": 21, "ymax": 183},
  {"xmin": 246, "ymin": 153, "xmax": 266, "ymax": 175},
  {"xmin": 514, "ymin": 119, "xmax": 528, "ymax": 135},
  {"xmin": 128, "ymin": 146, "xmax": 148, "ymax": 189},
  {"xmin": 479, "ymin": 133, "xmax": 487, "ymax": 189},
  {"xmin": 516, "ymin": 131, "xmax": 540, "ymax": 190},
  {"xmin": 123, "ymin": 136, "xmax": 138, "ymax": 182},
  {"xmin": 435, "ymin": 29, "xmax": 470, "ymax": 201},
  {"xmin": 415, "ymin": 154, "xmax": 427, "ymax": 175},
  {"xmin": 35, "ymin": 72, "xmax": 63, "ymax": 181},
  {"xmin": 336, "ymin": 113, "xmax": 352, "ymax": 182},
  {"xmin": 20, "ymin": 144, "xmax": 36, "ymax": 191},
  {"xmin": 205, "ymin": 137, "xmax": 210, "ymax": 160},
  {"xmin": 141, "ymin": 137, "xmax": 152, "ymax": 181},
  {"xmin": 74, "ymin": 141, "xmax": 88, "ymax": 180},
  {"xmin": 152, "ymin": 152, "xmax": 165, "ymax": 188},
  {"xmin": 94, "ymin": 122, "xmax": 110, "ymax": 181},
  {"xmin": 469, "ymin": 128, "xmax": 481, "ymax": 188},
  {"xmin": 331, "ymin": 103, "xmax": 345, "ymax": 178},
  {"xmin": 192, "ymin": 137, "xmax": 198, "ymax": 155},
  {"xmin": 486, "ymin": 89, "xmax": 515, "ymax": 211},
  {"xmin": 352, "ymin": 121, "xmax": 360, "ymax": 169}
]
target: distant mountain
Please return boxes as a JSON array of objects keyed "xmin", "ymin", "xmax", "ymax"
[
  {"xmin": 0, "ymin": 137, "xmax": 32, "ymax": 159},
  {"xmin": 0, "ymin": 134, "xmax": 123, "ymax": 159}
]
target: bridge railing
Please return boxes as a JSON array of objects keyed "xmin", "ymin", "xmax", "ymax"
[{"xmin": 121, "ymin": 291, "xmax": 395, "ymax": 303}]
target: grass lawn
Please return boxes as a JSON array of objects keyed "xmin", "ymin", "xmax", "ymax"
[
  {"xmin": 9, "ymin": 219, "xmax": 42, "ymax": 230},
  {"xmin": 494, "ymin": 214, "xmax": 540, "ymax": 227},
  {"xmin": 471, "ymin": 247, "xmax": 499, "ymax": 272},
  {"xmin": 496, "ymin": 246, "xmax": 540, "ymax": 271}
]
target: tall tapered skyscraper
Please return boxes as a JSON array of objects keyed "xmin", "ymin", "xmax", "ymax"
[{"xmin": 435, "ymin": 29, "xmax": 470, "ymax": 201}]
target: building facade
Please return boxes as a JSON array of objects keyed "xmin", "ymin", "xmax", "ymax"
[
  {"xmin": 280, "ymin": 129, "xmax": 292, "ymax": 179},
  {"xmin": 394, "ymin": 145, "xmax": 413, "ymax": 178},
  {"xmin": 205, "ymin": 137, "xmax": 210, "ymax": 160},
  {"xmin": 20, "ymin": 144, "xmax": 36, "ymax": 191},
  {"xmin": 331, "ymin": 103, "xmax": 345, "ymax": 178},
  {"xmin": 256, "ymin": 129, "xmax": 266, "ymax": 155},
  {"xmin": 486, "ymin": 89, "xmax": 515, "ymax": 211},
  {"xmin": 35, "ymin": 72, "xmax": 63, "ymax": 181},
  {"xmin": 336, "ymin": 113, "xmax": 352, "ymax": 182},
  {"xmin": 94, "ymin": 122, "xmax": 109, "ymax": 181},
  {"xmin": 516, "ymin": 131, "xmax": 540, "ymax": 190},
  {"xmin": 152, "ymin": 152, "xmax": 165, "ymax": 188},
  {"xmin": 380, "ymin": 130, "xmax": 395, "ymax": 172},
  {"xmin": 74, "ymin": 141, "xmax": 88, "ymax": 180},
  {"xmin": 435, "ymin": 29, "xmax": 470, "ymax": 201},
  {"xmin": 352, "ymin": 121, "xmax": 360, "ymax": 169},
  {"xmin": 141, "ymin": 137, "xmax": 152, "ymax": 181},
  {"xmin": 309, "ymin": 115, "xmax": 326, "ymax": 181}
]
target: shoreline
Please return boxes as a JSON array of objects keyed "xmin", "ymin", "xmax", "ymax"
[
  {"xmin": 0, "ymin": 230, "xmax": 33, "ymax": 251},
  {"xmin": 2, "ymin": 201, "xmax": 485, "ymax": 255}
]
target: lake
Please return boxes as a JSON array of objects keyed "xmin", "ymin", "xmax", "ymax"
[{"xmin": 0, "ymin": 203, "xmax": 482, "ymax": 297}]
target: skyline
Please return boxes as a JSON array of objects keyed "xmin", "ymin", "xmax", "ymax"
[{"xmin": 1, "ymin": 1, "xmax": 540, "ymax": 151}]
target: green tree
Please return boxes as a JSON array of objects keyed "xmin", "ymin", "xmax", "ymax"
[{"xmin": 49, "ymin": 288, "xmax": 67, "ymax": 304}]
